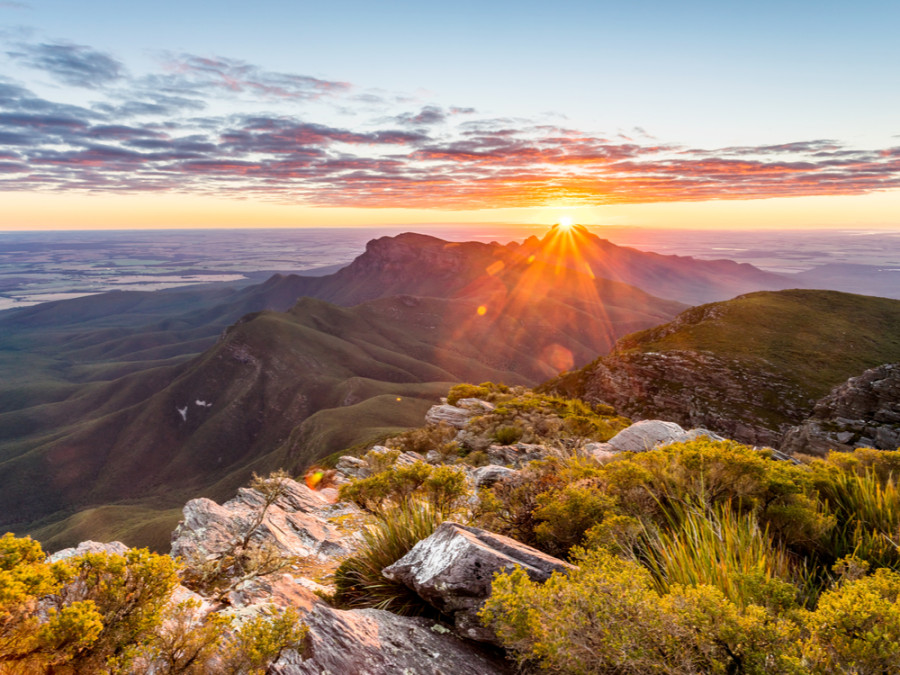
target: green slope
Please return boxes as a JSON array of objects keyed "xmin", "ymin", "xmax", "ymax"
[{"xmin": 546, "ymin": 290, "xmax": 900, "ymax": 446}]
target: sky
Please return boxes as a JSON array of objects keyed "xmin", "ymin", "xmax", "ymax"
[{"xmin": 1, "ymin": 0, "xmax": 899, "ymax": 231}]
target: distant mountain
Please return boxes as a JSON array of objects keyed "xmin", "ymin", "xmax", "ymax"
[
  {"xmin": 1, "ymin": 229, "xmax": 692, "ymax": 551},
  {"xmin": 518, "ymin": 225, "xmax": 794, "ymax": 305},
  {"xmin": 544, "ymin": 289, "xmax": 900, "ymax": 448}
]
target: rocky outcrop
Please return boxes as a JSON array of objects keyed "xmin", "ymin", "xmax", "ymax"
[
  {"xmin": 782, "ymin": 363, "xmax": 900, "ymax": 456},
  {"xmin": 170, "ymin": 478, "xmax": 359, "ymax": 568},
  {"xmin": 383, "ymin": 522, "xmax": 574, "ymax": 643},
  {"xmin": 274, "ymin": 605, "xmax": 511, "ymax": 675},
  {"xmin": 606, "ymin": 420, "xmax": 724, "ymax": 452},
  {"xmin": 575, "ymin": 350, "xmax": 807, "ymax": 447},
  {"xmin": 425, "ymin": 404, "xmax": 476, "ymax": 428}
]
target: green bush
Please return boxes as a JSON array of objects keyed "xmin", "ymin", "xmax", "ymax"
[
  {"xmin": 339, "ymin": 462, "xmax": 469, "ymax": 517},
  {"xmin": 493, "ymin": 425, "xmax": 524, "ymax": 445},
  {"xmin": 802, "ymin": 567, "xmax": 900, "ymax": 672},
  {"xmin": 446, "ymin": 383, "xmax": 491, "ymax": 406},
  {"xmin": 481, "ymin": 547, "xmax": 802, "ymax": 674}
]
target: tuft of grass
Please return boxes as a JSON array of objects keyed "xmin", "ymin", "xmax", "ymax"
[
  {"xmin": 333, "ymin": 502, "xmax": 441, "ymax": 615},
  {"xmin": 638, "ymin": 500, "xmax": 805, "ymax": 610},
  {"xmin": 815, "ymin": 467, "xmax": 900, "ymax": 569}
]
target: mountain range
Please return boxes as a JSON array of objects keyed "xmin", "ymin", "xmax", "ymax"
[{"xmin": 0, "ymin": 225, "xmax": 894, "ymax": 551}]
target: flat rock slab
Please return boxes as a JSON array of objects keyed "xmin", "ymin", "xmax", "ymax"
[
  {"xmin": 383, "ymin": 522, "xmax": 574, "ymax": 643},
  {"xmin": 273, "ymin": 606, "xmax": 511, "ymax": 675}
]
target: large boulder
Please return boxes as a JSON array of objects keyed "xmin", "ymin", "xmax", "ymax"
[
  {"xmin": 273, "ymin": 606, "xmax": 511, "ymax": 674},
  {"xmin": 382, "ymin": 522, "xmax": 574, "ymax": 643},
  {"xmin": 607, "ymin": 419, "xmax": 688, "ymax": 452}
]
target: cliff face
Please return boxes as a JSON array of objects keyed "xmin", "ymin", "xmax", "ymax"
[
  {"xmin": 782, "ymin": 363, "xmax": 900, "ymax": 456},
  {"xmin": 573, "ymin": 350, "xmax": 807, "ymax": 447}
]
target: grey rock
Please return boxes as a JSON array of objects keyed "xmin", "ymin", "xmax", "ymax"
[
  {"xmin": 425, "ymin": 404, "xmax": 474, "ymax": 428},
  {"xmin": 782, "ymin": 363, "xmax": 900, "ymax": 456},
  {"xmin": 335, "ymin": 455, "xmax": 370, "ymax": 479},
  {"xmin": 382, "ymin": 522, "xmax": 574, "ymax": 643},
  {"xmin": 684, "ymin": 428, "xmax": 727, "ymax": 442},
  {"xmin": 574, "ymin": 348, "xmax": 805, "ymax": 447},
  {"xmin": 472, "ymin": 465, "xmax": 517, "ymax": 488},
  {"xmin": 607, "ymin": 420, "xmax": 688, "ymax": 452},
  {"xmin": 48, "ymin": 540, "xmax": 129, "ymax": 563},
  {"xmin": 272, "ymin": 605, "xmax": 510, "ymax": 674}
]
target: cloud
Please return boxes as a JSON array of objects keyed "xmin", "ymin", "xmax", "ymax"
[
  {"xmin": 395, "ymin": 105, "xmax": 447, "ymax": 126},
  {"xmin": 0, "ymin": 2, "xmax": 31, "ymax": 9},
  {"xmin": 1, "ymin": 43, "xmax": 899, "ymax": 208},
  {"xmin": 154, "ymin": 54, "xmax": 349, "ymax": 101},
  {"xmin": 7, "ymin": 42, "xmax": 124, "ymax": 87}
]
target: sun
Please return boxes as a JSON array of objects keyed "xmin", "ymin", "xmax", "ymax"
[{"xmin": 558, "ymin": 216, "xmax": 574, "ymax": 230}]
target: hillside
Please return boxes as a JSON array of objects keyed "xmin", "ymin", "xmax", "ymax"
[
  {"xmin": 0, "ymin": 231, "xmax": 688, "ymax": 551},
  {"xmin": 545, "ymin": 289, "xmax": 900, "ymax": 447}
]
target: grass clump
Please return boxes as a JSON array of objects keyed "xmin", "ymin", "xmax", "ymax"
[{"xmin": 333, "ymin": 503, "xmax": 441, "ymax": 615}]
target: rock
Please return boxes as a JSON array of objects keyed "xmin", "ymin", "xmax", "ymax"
[
  {"xmin": 485, "ymin": 443, "xmax": 550, "ymax": 467},
  {"xmin": 456, "ymin": 398, "xmax": 495, "ymax": 412},
  {"xmin": 607, "ymin": 420, "xmax": 688, "ymax": 452},
  {"xmin": 170, "ymin": 478, "xmax": 357, "ymax": 565},
  {"xmin": 571, "ymin": 348, "xmax": 807, "ymax": 447},
  {"xmin": 396, "ymin": 451, "xmax": 427, "ymax": 466},
  {"xmin": 782, "ymin": 363, "xmax": 900, "ymax": 455},
  {"xmin": 272, "ymin": 606, "xmax": 511, "ymax": 674},
  {"xmin": 583, "ymin": 441, "xmax": 617, "ymax": 460},
  {"xmin": 472, "ymin": 465, "xmax": 516, "ymax": 488},
  {"xmin": 684, "ymin": 428, "xmax": 727, "ymax": 442},
  {"xmin": 382, "ymin": 522, "xmax": 574, "ymax": 643},
  {"xmin": 335, "ymin": 455, "xmax": 370, "ymax": 479},
  {"xmin": 425, "ymin": 404, "xmax": 474, "ymax": 428},
  {"xmin": 48, "ymin": 540, "xmax": 129, "ymax": 563}
]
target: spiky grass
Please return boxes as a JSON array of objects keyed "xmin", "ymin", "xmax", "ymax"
[
  {"xmin": 818, "ymin": 469, "xmax": 900, "ymax": 569},
  {"xmin": 333, "ymin": 502, "xmax": 441, "ymax": 615},
  {"xmin": 639, "ymin": 500, "xmax": 803, "ymax": 608}
]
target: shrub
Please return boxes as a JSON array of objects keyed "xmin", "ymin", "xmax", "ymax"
[
  {"xmin": 480, "ymin": 547, "xmax": 802, "ymax": 674},
  {"xmin": 810, "ymin": 463, "xmax": 900, "ymax": 569},
  {"xmin": 339, "ymin": 462, "xmax": 469, "ymax": 517},
  {"xmin": 802, "ymin": 567, "xmax": 900, "ymax": 672},
  {"xmin": 333, "ymin": 503, "xmax": 441, "ymax": 615},
  {"xmin": 493, "ymin": 424, "xmax": 523, "ymax": 445},
  {"xmin": 446, "ymin": 383, "xmax": 491, "ymax": 406},
  {"xmin": 386, "ymin": 423, "xmax": 456, "ymax": 455},
  {"xmin": 638, "ymin": 501, "xmax": 803, "ymax": 611}
]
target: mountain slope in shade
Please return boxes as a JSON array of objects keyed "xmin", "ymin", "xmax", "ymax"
[
  {"xmin": 0, "ymin": 233, "xmax": 684, "ymax": 551},
  {"xmin": 544, "ymin": 289, "xmax": 900, "ymax": 448}
]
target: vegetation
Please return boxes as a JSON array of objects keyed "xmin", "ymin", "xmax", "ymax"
[
  {"xmin": 0, "ymin": 533, "xmax": 306, "ymax": 674},
  {"xmin": 333, "ymin": 503, "xmax": 442, "ymax": 615},
  {"xmin": 476, "ymin": 441, "xmax": 900, "ymax": 673},
  {"xmin": 546, "ymin": 290, "xmax": 900, "ymax": 431}
]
